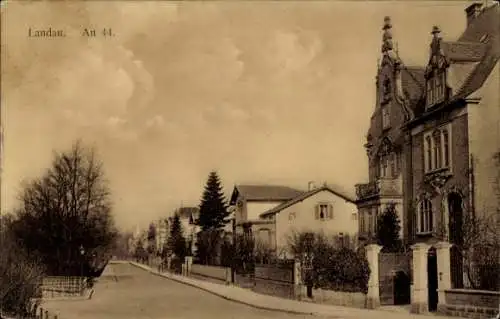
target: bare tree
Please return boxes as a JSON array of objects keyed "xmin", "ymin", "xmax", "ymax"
[
  {"xmin": 10, "ymin": 140, "xmax": 117, "ymax": 276},
  {"xmin": 460, "ymin": 213, "xmax": 499, "ymax": 290}
]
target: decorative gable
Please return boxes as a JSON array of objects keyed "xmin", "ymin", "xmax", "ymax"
[{"xmin": 425, "ymin": 26, "xmax": 451, "ymax": 109}]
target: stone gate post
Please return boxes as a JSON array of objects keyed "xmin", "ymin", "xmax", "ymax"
[
  {"xmin": 365, "ymin": 244, "xmax": 382, "ymax": 309},
  {"xmin": 185, "ymin": 256, "xmax": 193, "ymax": 276},
  {"xmin": 435, "ymin": 241, "xmax": 452, "ymax": 312},
  {"xmin": 411, "ymin": 242, "xmax": 430, "ymax": 314}
]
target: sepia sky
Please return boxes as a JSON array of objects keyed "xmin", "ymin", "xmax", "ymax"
[{"xmin": 1, "ymin": 1, "xmax": 471, "ymax": 230}]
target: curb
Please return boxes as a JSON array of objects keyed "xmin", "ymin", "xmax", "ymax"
[{"xmin": 127, "ymin": 262, "xmax": 321, "ymax": 317}]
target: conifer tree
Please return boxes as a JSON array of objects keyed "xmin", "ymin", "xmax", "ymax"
[
  {"xmin": 168, "ymin": 214, "xmax": 186, "ymax": 259},
  {"xmin": 197, "ymin": 171, "xmax": 230, "ymax": 231},
  {"xmin": 376, "ymin": 203, "xmax": 403, "ymax": 252}
]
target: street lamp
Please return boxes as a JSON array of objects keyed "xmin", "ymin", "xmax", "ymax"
[{"xmin": 79, "ymin": 245, "xmax": 85, "ymax": 278}]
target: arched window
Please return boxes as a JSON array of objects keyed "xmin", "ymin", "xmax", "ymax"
[
  {"xmin": 426, "ymin": 136, "xmax": 432, "ymax": 171},
  {"xmin": 417, "ymin": 199, "xmax": 433, "ymax": 234}
]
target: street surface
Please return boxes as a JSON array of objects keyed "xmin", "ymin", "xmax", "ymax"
[{"xmin": 41, "ymin": 263, "xmax": 318, "ymax": 319}]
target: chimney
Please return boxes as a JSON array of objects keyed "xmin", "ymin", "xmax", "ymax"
[
  {"xmin": 465, "ymin": 2, "xmax": 483, "ymax": 26},
  {"xmin": 308, "ymin": 181, "xmax": 316, "ymax": 191}
]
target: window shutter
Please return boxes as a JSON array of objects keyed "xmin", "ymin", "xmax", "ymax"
[
  {"xmin": 315, "ymin": 205, "xmax": 320, "ymax": 220},
  {"xmin": 328, "ymin": 204, "xmax": 333, "ymax": 219}
]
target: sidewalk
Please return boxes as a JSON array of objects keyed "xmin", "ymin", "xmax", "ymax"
[{"xmin": 128, "ymin": 261, "xmax": 463, "ymax": 319}]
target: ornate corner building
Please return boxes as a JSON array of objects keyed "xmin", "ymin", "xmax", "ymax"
[{"xmin": 355, "ymin": 2, "xmax": 500, "ymax": 289}]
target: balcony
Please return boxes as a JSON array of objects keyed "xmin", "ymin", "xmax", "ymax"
[{"xmin": 355, "ymin": 176, "xmax": 403, "ymax": 201}]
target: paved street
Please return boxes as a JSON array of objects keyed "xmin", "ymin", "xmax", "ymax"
[{"xmin": 41, "ymin": 263, "xmax": 317, "ymax": 319}]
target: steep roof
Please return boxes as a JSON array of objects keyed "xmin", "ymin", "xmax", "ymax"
[
  {"xmin": 176, "ymin": 207, "xmax": 199, "ymax": 219},
  {"xmin": 230, "ymin": 185, "xmax": 304, "ymax": 204},
  {"xmin": 401, "ymin": 66, "xmax": 426, "ymax": 103},
  {"xmin": 408, "ymin": 3, "xmax": 499, "ymax": 122},
  {"xmin": 259, "ymin": 185, "xmax": 356, "ymax": 218},
  {"xmin": 441, "ymin": 41, "xmax": 487, "ymax": 62}
]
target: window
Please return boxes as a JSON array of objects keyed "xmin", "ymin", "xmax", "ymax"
[
  {"xmin": 443, "ymin": 129, "xmax": 450, "ymax": 167},
  {"xmin": 433, "ymin": 131, "xmax": 441, "ymax": 168},
  {"xmin": 417, "ymin": 199, "xmax": 433, "ymax": 234},
  {"xmin": 315, "ymin": 203, "xmax": 333, "ymax": 220},
  {"xmin": 289, "ymin": 212, "xmax": 296, "ymax": 221},
  {"xmin": 424, "ymin": 125, "xmax": 452, "ymax": 172},
  {"xmin": 382, "ymin": 104, "xmax": 390, "ymax": 129},
  {"xmin": 426, "ymin": 136, "xmax": 432, "ymax": 171},
  {"xmin": 359, "ymin": 211, "xmax": 365, "ymax": 233},
  {"xmin": 337, "ymin": 233, "xmax": 345, "ymax": 248},
  {"xmin": 427, "ymin": 72, "xmax": 446, "ymax": 107},
  {"xmin": 379, "ymin": 154, "xmax": 397, "ymax": 178},
  {"xmin": 367, "ymin": 211, "xmax": 373, "ymax": 234},
  {"xmin": 426, "ymin": 77, "xmax": 434, "ymax": 105},
  {"xmin": 391, "ymin": 153, "xmax": 396, "ymax": 176},
  {"xmin": 352, "ymin": 212, "xmax": 358, "ymax": 221}
]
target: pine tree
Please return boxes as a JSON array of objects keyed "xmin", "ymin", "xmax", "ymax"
[
  {"xmin": 197, "ymin": 171, "xmax": 230, "ymax": 231},
  {"xmin": 146, "ymin": 223, "xmax": 157, "ymax": 255},
  {"xmin": 168, "ymin": 214, "xmax": 187, "ymax": 260},
  {"xmin": 376, "ymin": 203, "xmax": 403, "ymax": 252}
]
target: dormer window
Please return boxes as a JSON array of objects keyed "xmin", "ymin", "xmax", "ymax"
[
  {"xmin": 382, "ymin": 104, "xmax": 390, "ymax": 129},
  {"xmin": 426, "ymin": 71, "xmax": 446, "ymax": 107}
]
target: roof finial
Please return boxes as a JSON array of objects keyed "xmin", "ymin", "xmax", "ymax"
[
  {"xmin": 431, "ymin": 25, "xmax": 441, "ymax": 37},
  {"xmin": 381, "ymin": 16, "xmax": 394, "ymax": 54}
]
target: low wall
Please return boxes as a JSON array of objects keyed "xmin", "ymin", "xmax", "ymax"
[
  {"xmin": 437, "ymin": 289, "xmax": 500, "ymax": 319},
  {"xmin": 235, "ymin": 273, "xmax": 255, "ymax": 289},
  {"xmin": 189, "ymin": 264, "xmax": 231, "ymax": 284},
  {"xmin": 299, "ymin": 287, "xmax": 367, "ymax": 309},
  {"xmin": 253, "ymin": 263, "xmax": 296, "ymax": 300}
]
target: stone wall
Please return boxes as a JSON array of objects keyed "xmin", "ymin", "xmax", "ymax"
[
  {"xmin": 299, "ymin": 287, "xmax": 367, "ymax": 309},
  {"xmin": 437, "ymin": 289, "xmax": 500, "ymax": 319},
  {"xmin": 189, "ymin": 264, "xmax": 231, "ymax": 284}
]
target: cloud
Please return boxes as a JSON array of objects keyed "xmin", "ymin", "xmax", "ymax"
[{"xmin": 2, "ymin": 1, "xmax": 471, "ymax": 230}]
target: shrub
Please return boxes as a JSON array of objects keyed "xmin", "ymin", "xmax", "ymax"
[
  {"xmin": 1, "ymin": 216, "xmax": 44, "ymax": 317},
  {"xmin": 288, "ymin": 230, "xmax": 370, "ymax": 294}
]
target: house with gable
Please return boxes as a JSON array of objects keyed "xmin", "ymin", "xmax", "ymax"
[
  {"xmin": 171, "ymin": 206, "xmax": 200, "ymax": 254},
  {"xmin": 356, "ymin": 1, "xmax": 500, "ymax": 295},
  {"xmin": 229, "ymin": 184, "xmax": 304, "ymax": 251},
  {"xmin": 259, "ymin": 183, "xmax": 358, "ymax": 258}
]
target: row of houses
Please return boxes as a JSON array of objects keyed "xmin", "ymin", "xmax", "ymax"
[{"xmin": 130, "ymin": 2, "xmax": 499, "ymax": 283}]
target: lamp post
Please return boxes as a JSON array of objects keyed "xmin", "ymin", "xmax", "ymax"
[{"xmin": 79, "ymin": 245, "xmax": 85, "ymax": 278}]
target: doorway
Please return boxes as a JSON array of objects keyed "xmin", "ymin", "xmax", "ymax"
[
  {"xmin": 427, "ymin": 247, "xmax": 438, "ymax": 312},
  {"xmin": 393, "ymin": 271, "xmax": 411, "ymax": 305}
]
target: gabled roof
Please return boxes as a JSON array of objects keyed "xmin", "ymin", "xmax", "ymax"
[
  {"xmin": 401, "ymin": 66, "xmax": 426, "ymax": 103},
  {"xmin": 259, "ymin": 185, "xmax": 356, "ymax": 218},
  {"xmin": 230, "ymin": 185, "xmax": 304, "ymax": 204},
  {"xmin": 176, "ymin": 207, "xmax": 199, "ymax": 219},
  {"xmin": 407, "ymin": 3, "xmax": 500, "ymax": 123}
]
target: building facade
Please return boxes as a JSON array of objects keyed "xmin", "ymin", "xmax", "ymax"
[
  {"xmin": 356, "ymin": 1, "xmax": 500, "ymax": 290},
  {"xmin": 260, "ymin": 185, "xmax": 358, "ymax": 258}
]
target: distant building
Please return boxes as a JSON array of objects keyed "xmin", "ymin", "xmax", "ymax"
[
  {"xmin": 172, "ymin": 206, "xmax": 200, "ymax": 255},
  {"xmin": 260, "ymin": 184, "xmax": 358, "ymax": 258},
  {"xmin": 229, "ymin": 183, "xmax": 357, "ymax": 258}
]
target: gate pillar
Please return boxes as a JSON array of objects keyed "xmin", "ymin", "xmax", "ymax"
[
  {"xmin": 411, "ymin": 242, "xmax": 430, "ymax": 314},
  {"xmin": 365, "ymin": 244, "xmax": 382, "ymax": 309},
  {"xmin": 435, "ymin": 241, "xmax": 452, "ymax": 312}
]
